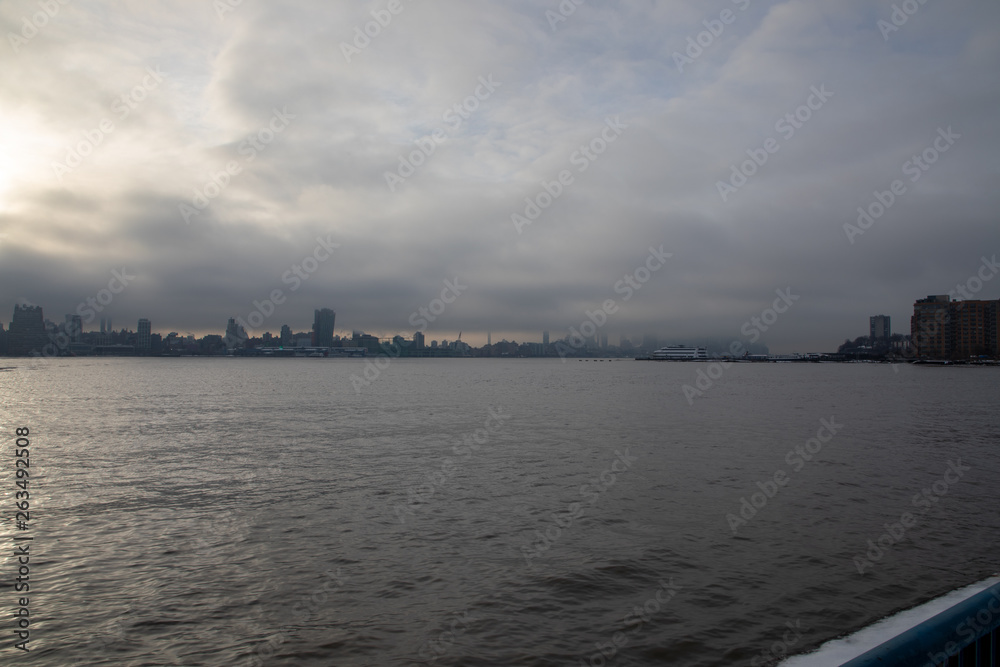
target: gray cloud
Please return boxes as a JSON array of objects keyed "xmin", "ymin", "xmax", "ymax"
[{"xmin": 2, "ymin": 0, "xmax": 999, "ymax": 350}]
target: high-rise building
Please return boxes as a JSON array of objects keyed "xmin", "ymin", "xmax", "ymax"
[
  {"xmin": 280, "ymin": 324, "xmax": 292, "ymax": 347},
  {"xmin": 312, "ymin": 308, "xmax": 336, "ymax": 347},
  {"xmin": 911, "ymin": 295, "xmax": 1000, "ymax": 359},
  {"xmin": 543, "ymin": 331, "xmax": 549, "ymax": 346},
  {"xmin": 869, "ymin": 315, "xmax": 891, "ymax": 344},
  {"xmin": 137, "ymin": 318, "xmax": 151, "ymax": 353},
  {"xmin": 225, "ymin": 317, "xmax": 247, "ymax": 349},
  {"xmin": 8, "ymin": 305, "xmax": 48, "ymax": 356},
  {"xmin": 71, "ymin": 314, "xmax": 83, "ymax": 342},
  {"xmin": 413, "ymin": 331, "xmax": 425, "ymax": 350},
  {"xmin": 911, "ymin": 296, "xmax": 952, "ymax": 359},
  {"xmin": 953, "ymin": 299, "xmax": 999, "ymax": 358}
]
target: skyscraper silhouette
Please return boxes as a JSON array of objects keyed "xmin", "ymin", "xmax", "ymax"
[{"xmin": 313, "ymin": 308, "xmax": 336, "ymax": 347}]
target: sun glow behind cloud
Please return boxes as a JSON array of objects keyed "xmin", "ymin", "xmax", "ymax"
[
  {"xmin": 0, "ymin": 0, "xmax": 998, "ymax": 350},
  {"xmin": 0, "ymin": 109, "xmax": 58, "ymax": 211}
]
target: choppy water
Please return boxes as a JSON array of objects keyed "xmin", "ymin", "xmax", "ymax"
[{"xmin": 1, "ymin": 358, "xmax": 998, "ymax": 666}]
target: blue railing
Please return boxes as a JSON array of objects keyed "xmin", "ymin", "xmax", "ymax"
[{"xmin": 840, "ymin": 581, "xmax": 1000, "ymax": 666}]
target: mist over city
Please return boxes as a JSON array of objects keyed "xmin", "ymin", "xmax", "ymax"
[{"xmin": 2, "ymin": 1, "xmax": 998, "ymax": 351}]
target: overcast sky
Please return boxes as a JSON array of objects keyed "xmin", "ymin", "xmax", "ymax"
[{"xmin": 1, "ymin": 0, "xmax": 998, "ymax": 351}]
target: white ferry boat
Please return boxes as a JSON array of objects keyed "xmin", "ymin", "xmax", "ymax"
[{"xmin": 649, "ymin": 345, "xmax": 709, "ymax": 360}]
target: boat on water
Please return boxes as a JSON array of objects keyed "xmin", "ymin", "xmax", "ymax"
[
  {"xmin": 648, "ymin": 345, "xmax": 709, "ymax": 360},
  {"xmin": 780, "ymin": 575, "xmax": 1000, "ymax": 666}
]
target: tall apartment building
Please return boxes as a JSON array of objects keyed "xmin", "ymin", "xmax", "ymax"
[
  {"xmin": 911, "ymin": 295, "xmax": 999, "ymax": 359},
  {"xmin": 224, "ymin": 317, "xmax": 247, "ymax": 349},
  {"xmin": 313, "ymin": 308, "xmax": 336, "ymax": 348},
  {"xmin": 70, "ymin": 314, "xmax": 83, "ymax": 342},
  {"xmin": 137, "ymin": 318, "xmax": 151, "ymax": 353},
  {"xmin": 8, "ymin": 305, "xmax": 48, "ymax": 356},
  {"xmin": 952, "ymin": 300, "xmax": 999, "ymax": 358},
  {"xmin": 911, "ymin": 296, "xmax": 952, "ymax": 359},
  {"xmin": 869, "ymin": 315, "xmax": 891, "ymax": 344}
]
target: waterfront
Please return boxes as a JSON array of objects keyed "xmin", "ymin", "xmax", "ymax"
[{"xmin": 1, "ymin": 358, "xmax": 998, "ymax": 665}]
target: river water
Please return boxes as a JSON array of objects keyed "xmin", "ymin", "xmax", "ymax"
[{"xmin": 1, "ymin": 358, "xmax": 998, "ymax": 666}]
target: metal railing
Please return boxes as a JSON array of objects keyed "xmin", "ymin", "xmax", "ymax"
[{"xmin": 840, "ymin": 581, "xmax": 1000, "ymax": 666}]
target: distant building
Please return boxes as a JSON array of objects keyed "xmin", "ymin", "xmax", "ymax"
[
  {"xmin": 199, "ymin": 334, "xmax": 225, "ymax": 355},
  {"xmin": 911, "ymin": 295, "xmax": 1000, "ymax": 359},
  {"xmin": 413, "ymin": 331, "xmax": 425, "ymax": 350},
  {"xmin": 224, "ymin": 317, "xmax": 247, "ymax": 349},
  {"xmin": 911, "ymin": 296, "xmax": 952, "ymax": 359},
  {"xmin": 543, "ymin": 331, "xmax": 549, "ymax": 346},
  {"xmin": 953, "ymin": 299, "xmax": 999, "ymax": 358},
  {"xmin": 351, "ymin": 331, "xmax": 370, "ymax": 351},
  {"xmin": 352, "ymin": 333, "xmax": 379, "ymax": 352},
  {"xmin": 280, "ymin": 324, "xmax": 292, "ymax": 347},
  {"xmin": 137, "ymin": 318, "xmax": 151, "ymax": 353},
  {"xmin": 312, "ymin": 308, "xmax": 336, "ymax": 348},
  {"xmin": 8, "ymin": 305, "xmax": 48, "ymax": 356},
  {"xmin": 869, "ymin": 315, "xmax": 891, "ymax": 344},
  {"xmin": 63, "ymin": 314, "xmax": 83, "ymax": 342}
]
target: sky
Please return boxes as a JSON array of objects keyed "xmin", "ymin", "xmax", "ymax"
[{"xmin": 1, "ymin": 0, "xmax": 998, "ymax": 352}]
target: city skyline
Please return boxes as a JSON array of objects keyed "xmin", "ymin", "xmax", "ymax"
[
  {"xmin": 6, "ymin": 285, "xmax": 999, "ymax": 353},
  {"xmin": 2, "ymin": 1, "xmax": 999, "ymax": 353},
  {"xmin": 6, "ymin": 287, "xmax": 1000, "ymax": 357}
]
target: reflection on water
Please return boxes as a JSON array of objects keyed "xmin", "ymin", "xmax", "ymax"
[{"xmin": 1, "ymin": 358, "xmax": 998, "ymax": 665}]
